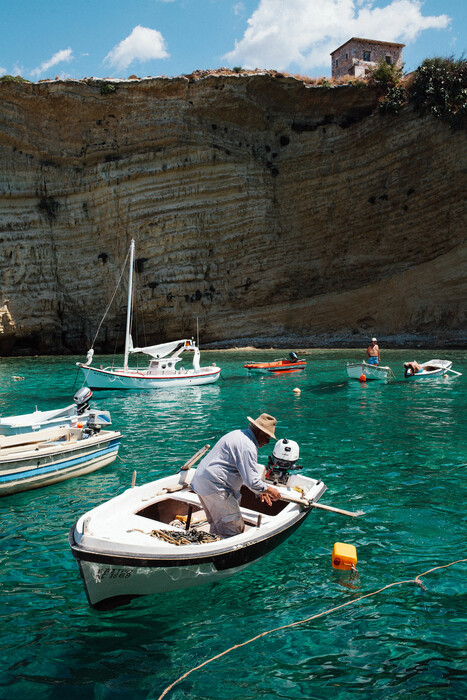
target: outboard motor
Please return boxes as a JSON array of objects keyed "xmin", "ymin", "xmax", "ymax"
[
  {"xmin": 289, "ymin": 352, "xmax": 298, "ymax": 363},
  {"xmin": 266, "ymin": 438, "xmax": 302, "ymax": 485},
  {"xmin": 404, "ymin": 364, "xmax": 414, "ymax": 378},
  {"xmin": 73, "ymin": 387, "xmax": 93, "ymax": 415},
  {"xmin": 82, "ymin": 410, "xmax": 112, "ymax": 437}
]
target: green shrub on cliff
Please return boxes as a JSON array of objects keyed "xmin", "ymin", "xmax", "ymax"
[
  {"xmin": 368, "ymin": 58, "xmax": 404, "ymax": 89},
  {"xmin": 408, "ymin": 56, "xmax": 467, "ymax": 128},
  {"xmin": 378, "ymin": 85, "xmax": 407, "ymax": 114},
  {"xmin": 100, "ymin": 83, "xmax": 117, "ymax": 95},
  {"xmin": 0, "ymin": 74, "xmax": 31, "ymax": 83}
]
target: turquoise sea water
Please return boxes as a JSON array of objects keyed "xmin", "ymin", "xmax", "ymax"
[{"xmin": 1, "ymin": 349, "xmax": 466, "ymax": 699}]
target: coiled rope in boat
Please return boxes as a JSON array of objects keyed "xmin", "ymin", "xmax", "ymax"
[{"xmin": 157, "ymin": 558, "xmax": 467, "ymax": 699}]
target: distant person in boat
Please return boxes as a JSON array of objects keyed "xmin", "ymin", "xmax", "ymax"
[
  {"xmin": 190, "ymin": 414, "xmax": 281, "ymax": 538},
  {"xmin": 404, "ymin": 361, "xmax": 422, "ymax": 377},
  {"xmin": 366, "ymin": 338, "xmax": 380, "ymax": 365}
]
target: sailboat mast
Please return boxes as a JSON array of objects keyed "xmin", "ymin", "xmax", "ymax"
[{"xmin": 123, "ymin": 239, "xmax": 135, "ymax": 371}]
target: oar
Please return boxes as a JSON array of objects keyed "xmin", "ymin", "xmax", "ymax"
[
  {"xmin": 162, "ymin": 445, "xmax": 212, "ymax": 494},
  {"xmin": 279, "ymin": 491, "xmax": 363, "ymax": 518},
  {"xmin": 447, "ymin": 369, "xmax": 462, "ymax": 376},
  {"xmin": 179, "ymin": 444, "xmax": 210, "ymax": 472}
]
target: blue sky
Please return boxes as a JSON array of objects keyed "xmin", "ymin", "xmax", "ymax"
[{"xmin": 0, "ymin": 0, "xmax": 464, "ymax": 81}]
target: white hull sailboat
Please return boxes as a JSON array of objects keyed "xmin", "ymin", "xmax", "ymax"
[{"xmin": 77, "ymin": 240, "xmax": 220, "ymax": 390}]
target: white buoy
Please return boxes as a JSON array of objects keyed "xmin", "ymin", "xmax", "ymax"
[{"xmin": 293, "ymin": 387, "xmax": 301, "ymax": 394}]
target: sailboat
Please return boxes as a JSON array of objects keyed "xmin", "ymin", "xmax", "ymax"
[{"xmin": 76, "ymin": 240, "xmax": 221, "ymax": 390}]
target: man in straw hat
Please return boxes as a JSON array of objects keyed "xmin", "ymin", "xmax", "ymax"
[{"xmin": 190, "ymin": 414, "xmax": 281, "ymax": 537}]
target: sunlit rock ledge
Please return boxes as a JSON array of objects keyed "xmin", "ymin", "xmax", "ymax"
[{"xmin": 0, "ymin": 72, "xmax": 465, "ymax": 354}]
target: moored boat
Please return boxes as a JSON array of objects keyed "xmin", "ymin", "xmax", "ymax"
[
  {"xmin": 0, "ymin": 415, "xmax": 121, "ymax": 496},
  {"xmin": 346, "ymin": 361, "xmax": 393, "ymax": 381},
  {"xmin": 0, "ymin": 387, "xmax": 102, "ymax": 435},
  {"xmin": 244, "ymin": 352, "xmax": 306, "ymax": 375},
  {"xmin": 403, "ymin": 359, "xmax": 457, "ymax": 378},
  {"xmin": 76, "ymin": 239, "xmax": 221, "ymax": 390},
  {"xmin": 69, "ymin": 459, "xmax": 326, "ymax": 609}
]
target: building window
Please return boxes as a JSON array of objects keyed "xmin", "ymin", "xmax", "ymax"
[
  {"xmin": 363, "ymin": 51, "xmax": 371, "ymax": 61},
  {"xmin": 335, "ymin": 59, "xmax": 338, "ymax": 67},
  {"xmin": 385, "ymin": 55, "xmax": 392, "ymax": 64},
  {"xmin": 345, "ymin": 53, "xmax": 348, "ymax": 59}
]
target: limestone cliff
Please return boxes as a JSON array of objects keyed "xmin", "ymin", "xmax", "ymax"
[{"xmin": 0, "ymin": 73, "xmax": 465, "ymax": 354}]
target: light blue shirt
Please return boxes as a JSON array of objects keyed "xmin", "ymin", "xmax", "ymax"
[{"xmin": 191, "ymin": 428, "xmax": 268, "ymax": 499}]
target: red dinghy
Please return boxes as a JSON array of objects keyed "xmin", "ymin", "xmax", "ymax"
[{"xmin": 244, "ymin": 352, "xmax": 306, "ymax": 375}]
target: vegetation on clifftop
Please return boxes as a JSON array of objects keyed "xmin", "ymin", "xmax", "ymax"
[
  {"xmin": 371, "ymin": 56, "xmax": 467, "ymax": 128},
  {"xmin": 0, "ymin": 74, "xmax": 31, "ymax": 84}
]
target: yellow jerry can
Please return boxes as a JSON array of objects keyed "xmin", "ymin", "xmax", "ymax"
[{"xmin": 332, "ymin": 542, "xmax": 357, "ymax": 570}]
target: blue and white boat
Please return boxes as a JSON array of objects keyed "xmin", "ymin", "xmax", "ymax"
[{"xmin": 0, "ymin": 415, "xmax": 121, "ymax": 496}]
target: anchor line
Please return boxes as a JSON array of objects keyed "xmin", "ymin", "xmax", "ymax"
[{"xmin": 157, "ymin": 558, "xmax": 467, "ymax": 700}]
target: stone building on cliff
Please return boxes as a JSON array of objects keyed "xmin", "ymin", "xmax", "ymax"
[{"xmin": 331, "ymin": 38, "xmax": 404, "ymax": 79}]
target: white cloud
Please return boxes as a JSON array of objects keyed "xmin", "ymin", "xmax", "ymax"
[
  {"xmin": 223, "ymin": 0, "xmax": 451, "ymax": 72},
  {"xmin": 0, "ymin": 66, "xmax": 6, "ymax": 75},
  {"xmin": 233, "ymin": 2, "xmax": 246, "ymax": 15},
  {"xmin": 104, "ymin": 25, "xmax": 169, "ymax": 70},
  {"xmin": 31, "ymin": 48, "xmax": 73, "ymax": 77}
]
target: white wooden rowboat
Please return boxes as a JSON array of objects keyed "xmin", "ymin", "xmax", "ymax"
[
  {"xmin": 69, "ymin": 465, "xmax": 327, "ymax": 609},
  {"xmin": 346, "ymin": 361, "xmax": 392, "ymax": 381}
]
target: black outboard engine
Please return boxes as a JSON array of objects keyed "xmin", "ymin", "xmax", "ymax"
[
  {"xmin": 404, "ymin": 364, "xmax": 414, "ymax": 378},
  {"xmin": 289, "ymin": 352, "xmax": 298, "ymax": 363},
  {"xmin": 73, "ymin": 387, "xmax": 93, "ymax": 415},
  {"xmin": 266, "ymin": 438, "xmax": 302, "ymax": 485}
]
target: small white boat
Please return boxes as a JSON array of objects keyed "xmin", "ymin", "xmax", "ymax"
[
  {"xmin": 403, "ymin": 359, "xmax": 458, "ymax": 378},
  {"xmin": 76, "ymin": 240, "xmax": 220, "ymax": 390},
  {"xmin": 346, "ymin": 361, "xmax": 393, "ymax": 381},
  {"xmin": 0, "ymin": 387, "xmax": 105, "ymax": 435},
  {"xmin": 0, "ymin": 416, "xmax": 121, "ymax": 497},
  {"xmin": 69, "ymin": 461, "xmax": 327, "ymax": 609}
]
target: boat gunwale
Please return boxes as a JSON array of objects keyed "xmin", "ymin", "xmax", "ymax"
[{"xmin": 68, "ymin": 508, "xmax": 311, "ymax": 568}]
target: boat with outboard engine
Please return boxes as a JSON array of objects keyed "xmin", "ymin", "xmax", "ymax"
[
  {"xmin": 69, "ymin": 441, "xmax": 327, "ymax": 609},
  {"xmin": 244, "ymin": 352, "xmax": 306, "ymax": 375},
  {"xmin": 0, "ymin": 387, "xmax": 103, "ymax": 435},
  {"xmin": 403, "ymin": 359, "xmax": 459, "ymax": 378},
  {"xmin": 346, "ymin": 361, "xmax": 393, "ymax": 381},
  {"xmin": 76, "ymin": 239, "xmax": 220, "ymax": 390},
  {"xmin": 0, "ymin": 413, "xmax": 121, "ymax": 496}
]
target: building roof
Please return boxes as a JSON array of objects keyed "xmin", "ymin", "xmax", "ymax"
[{"xmin": 331, "ymin": 37, "xmax": 405, "ymax": 56}]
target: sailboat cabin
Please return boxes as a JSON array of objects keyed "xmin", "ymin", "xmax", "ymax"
[{"xmin": 331, "ymin": 37, "xmax": 404, "ymax": 79}]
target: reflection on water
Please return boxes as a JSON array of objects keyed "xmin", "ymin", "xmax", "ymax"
[{"xmin": 0, "ymin": 349, "xmax": 466, "ymax": 698}]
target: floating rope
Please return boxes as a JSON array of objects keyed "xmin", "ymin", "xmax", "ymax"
[{"xmin": 157, "ymin": 558, "xmax": 467, "ymax": 700}]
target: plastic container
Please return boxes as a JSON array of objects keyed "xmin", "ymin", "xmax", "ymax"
[{"xmin": 332, "ymin": 542, "xmax": 357, "ymax": 570}]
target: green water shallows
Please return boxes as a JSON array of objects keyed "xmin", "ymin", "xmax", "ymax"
[{"xmin": 0, "ymin": 349, "xmax": 466, "ymax": 700}]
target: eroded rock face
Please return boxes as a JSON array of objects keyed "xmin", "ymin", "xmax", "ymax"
[{"xmin": 0, "ymin": 74, "xmax": 465, "ymax": 354}]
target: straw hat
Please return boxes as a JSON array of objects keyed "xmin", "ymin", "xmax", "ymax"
[{"xmin": 247, "ymin": 413, "xmax": 277, "ymax": 440}]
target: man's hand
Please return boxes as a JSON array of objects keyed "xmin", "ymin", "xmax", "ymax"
[{"xmin": 260, "ymin": 485, "xmax": 281, "ymax": 506}]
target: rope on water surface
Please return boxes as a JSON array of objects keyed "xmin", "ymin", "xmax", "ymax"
[{"xmin": 157, "ymin": 558, "xmax": 467, "ymax": 700}]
